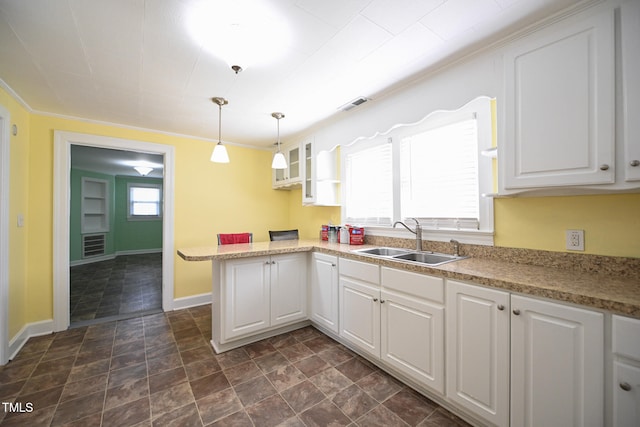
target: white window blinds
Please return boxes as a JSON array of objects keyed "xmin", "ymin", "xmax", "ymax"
[
  {"xmin": 400, "ymin": 116, "xmax": 480, "ymax": 229},
  {"xmin": 344, "ymin": 141, "xmax": 393, "ymax": 225},
  {"xmin": 129, "ymin": 185, "xmax": 162, "ymax": 218}
]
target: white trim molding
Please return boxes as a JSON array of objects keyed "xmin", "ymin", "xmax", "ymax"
[
  {"xmin": 173, "ymin": 293, "xmax": 212, "ymax": 311},
  {"xmin": 53, "ymin": 131, "xmax": 176, "ymax": 332},
  {"xmin": 9, "ymin": 319, "xmax": 54, "ymax": 361},
  {"xmin": 0, "ymin": 103, "xmax": 10, "ymax": 365}
]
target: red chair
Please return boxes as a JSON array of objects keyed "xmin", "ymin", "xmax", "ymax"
[{"xmin": 217, "ymin": 233, "xmax": 253, "ymax": 245}]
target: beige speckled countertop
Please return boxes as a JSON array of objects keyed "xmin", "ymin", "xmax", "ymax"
[{"xmin": 177, "ymin": 240, "xmax": 640, "ymax": 318}]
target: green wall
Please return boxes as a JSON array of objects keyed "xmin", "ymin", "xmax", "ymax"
[
  {"xmin": 114, "ymin": 176, "xmax": 163, "ymax": 253},
  {"xmin": 70, "ymin": 169, "xmax": 162, "ymax": 263}
]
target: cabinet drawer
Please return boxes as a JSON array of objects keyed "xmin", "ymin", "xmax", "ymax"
[
  {"xmin": 613, "ymin": 315, "xmax": 640, "ymax": 360},
  {"xmin": 339, "ymin": 258, "xmax": 380, "ymax": 284},
  {"xmin": 381, "ymin": 267, "xmax": 444, "ymax": 304}
]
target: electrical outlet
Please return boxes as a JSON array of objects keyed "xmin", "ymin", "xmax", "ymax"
[{"xmin": 566, "ymin": 229, "xmax": 584, "ymax": 251}]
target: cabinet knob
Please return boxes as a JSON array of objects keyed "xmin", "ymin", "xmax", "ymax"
[
  {"xmin": 373, "ymin": 298, "xmax": 378, "ymax": 302},
  {"xmin": 630, "ymin": 160, "xmax": 640, "ymax": 167},
  {"xmin": 513, "ymin": 309, "xmax": 521, "ymax": 315},
  {"xmin": 497, "ymin": 304, "xmax": 505, "ymax": 311},
  {"xmin": 620, "ymin": 382, "xmax": 632, "ymax": 391},
  {"xmin": 331, "ymin": 263, "xmax": 336, "ymax": 267},
  {"xmin": 599, "ymin": 164, "xmax": 610, "ymax": 171}
]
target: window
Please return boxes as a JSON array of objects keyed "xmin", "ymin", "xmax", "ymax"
[
  {"xmin": 342, "ymin": 97, "xmax": 494, "ymax": 242},
  {"xmin": 128, "ymin": 183, "xmax": 162, "ymax": 219}
]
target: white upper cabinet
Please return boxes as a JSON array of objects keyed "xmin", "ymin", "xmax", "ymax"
[
  {"xmin": 502, "ymin": 9, "xmax": 615, "ymax": 190},
  {"xmin": 272, "ymin": 143, "xmax": 302, "ymax": 188},
  {"xmin": 621, "ymin": 0, "xmax": 640, "ymax": 182}
]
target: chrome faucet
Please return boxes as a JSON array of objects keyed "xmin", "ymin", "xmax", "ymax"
[
  {"xmin": 450, "ymin": 239, "xmax": 460, "ymax": 257},
  {"xmin": 393, "ymin": 218, "xmax": 422, "ymax": 251}
]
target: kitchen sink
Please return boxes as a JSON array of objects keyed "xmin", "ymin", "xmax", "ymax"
[
  {"xmin": 392, "ymin": 252, "xmax": 466, "ymax": 266},
  {"xmin": 354, "ymin": 247, "xmax": 412, "ymax": 257},
  {"xmin": 353, "ymin": 247, "xmax": 467, "ymax": 266}
]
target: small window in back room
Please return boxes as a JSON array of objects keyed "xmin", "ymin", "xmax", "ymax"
[{"xmin": 128, "ymin": 183, "xmax": 162, "ymax": 219}]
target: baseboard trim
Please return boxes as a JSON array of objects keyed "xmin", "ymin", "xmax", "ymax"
[
  {"xmin": 173, "ymin": 293, "xmax": 212, "ymax": 311},
  {"xmin": 8, "ymin": 319, "xmax": 54, "ymax": 361},
  {"xmin": 69, "ymin": 249, "xmax": 162, "ymax": 267}
]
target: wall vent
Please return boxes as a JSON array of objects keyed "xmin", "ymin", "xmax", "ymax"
[
  {"xmin": 338, "ymin": 96, "xmax": 370, "ymax": 111},
  {"xmin": 83, "ymin": 233, "xmax": 105, "ymax": 258}
]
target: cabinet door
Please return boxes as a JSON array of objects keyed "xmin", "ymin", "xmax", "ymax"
[
  {"xmin": 339, "ymin": 276, "xmax": 380, "ymax": 358},
  {"xmin": 310, "ymin": 253, "xmax": 339, "ymax": 333},
  {"xmin": 223, "ymin": 257, "xmax": 270, "ymax": 341},
  {"xmin": 381, "ymin": 290, "xmax": 444, "ymax": 394},
  {"xmin": 621, "ymin": 0, "xmax": 640, "ymax": 182},
  {"xmin": 502, "ymin": 10, "xmax": 614, "ymax": 189},
  {"xmin": 303, "ymin": 141, "xmax": 314, "ymax": 204},
  {"xmin": 446, "ymin": 280, "xmax": 510, "ymax": 427},
  {"xmin": 613, "ymin": 361, "xmax": 640, "ymax": 427},
  {"xmin": 288, "ymin": 145, "xmax": 301, "ymax": 181},
  {"xmin": 510, "ymin": 295, "xmax": 604, "ymax": 427},
  {"xmin": 271, "ymin": 253, "xmax": 307, "ymax": 327}
]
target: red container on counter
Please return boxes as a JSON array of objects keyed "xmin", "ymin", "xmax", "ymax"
[
  {"xmin": 348, "ymin": 226, "xmax": 365, "ymax": 245},
  {"xmin": 321, "ymin": 225, "xmax": 329, "ymax": 241}
]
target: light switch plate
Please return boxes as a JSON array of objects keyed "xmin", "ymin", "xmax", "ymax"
[{"xmin": 566, "ymin": 229, "xmax": 584, "ymax": 251}]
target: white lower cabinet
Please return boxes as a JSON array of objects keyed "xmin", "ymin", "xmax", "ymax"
[
  {"xmin": 222, "ymin": 253, "xmax": 307, "ymax": 341},
  {"xmin": 310, "ymin": 252, "xmax": 339, "ymax": 334},
  {"xmin": 447, "ymin": 280, "xmax": 604, "ymax": 427},
  {"xmin": 339, "ymin": 258, "xmax": 381, "ymax": 358},
  {"xmin": 381, "ymin": 267, "xmax": 444, "ymax": 394},
  {"xmin": 339, "ymin": 258, "xmax": 445, "ymax": 394},
  {"xmin": 446, "ymin": 280, "xmax": 510, "ymax": 427},
  {"xmin": 510, "ymin": 294, "xmax": 604, "ymax": 427},
  {"xmin": 612, "ymin": 315, "xmax": 640, "ymax": 427}
]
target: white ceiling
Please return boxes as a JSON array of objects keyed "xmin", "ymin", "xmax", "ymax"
[{"xmin": 0, "ymin": 0, "xmax": 580, "ymax": 149}]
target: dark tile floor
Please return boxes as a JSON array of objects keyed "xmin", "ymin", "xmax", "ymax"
[
  {"xmin": 0, "ymin": 305, "xmax": 472, "ymax": 426},
  {"xmin": 69, "ymin": 253, "xmax": 162, "ymax": 325}
]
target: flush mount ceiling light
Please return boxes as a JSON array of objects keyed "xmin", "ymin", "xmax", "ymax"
[
  {"xmin": 211, "ymin": 97, "xmax": 230, "ymax": 163},
  {"xmin": 271, "ymin": 112, "xmax": 287, "ymax": 170},
  {"xmin": 186, "ymin": 0, "xmax": 291, "ymax": 70},
  {"xmin": 133, "ymin": 166, "xmax": 153, "ymax": 176}
]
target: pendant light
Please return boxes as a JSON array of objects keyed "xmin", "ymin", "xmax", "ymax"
[
  {"xmin": 211, "ymin": 97, "xmax": 230, "ymax": 163},
  {"xmin": 271, "ymin": 112, "xmax": 287, "ymax": 169}
]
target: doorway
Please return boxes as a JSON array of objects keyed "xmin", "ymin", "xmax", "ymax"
[
  {"xmin": 69, "ymin": 145, "xmax": 165, "ymax": 326},
  {"xmin": 53, "ymin": 131, "xmax": 175, "ymax": 332}
]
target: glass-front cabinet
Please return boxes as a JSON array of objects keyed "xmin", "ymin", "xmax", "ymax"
[{"xmin": 272, "ymin": 144, "xmax": 302, "ymax": 187}]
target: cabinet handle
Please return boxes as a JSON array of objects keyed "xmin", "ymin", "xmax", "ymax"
[
  {"xmin": 265, "ymin": 261, "xmax": 271, "ymax": 265},
  {"xmin": 373, "ymin": 298, "xmax": 378, "ymax": 302},
  {"xmin": 630, "ymin": 160, "xmax": 640, "ymax": 167},
  {"xmin": 513, "ymin": 309, "xmax": 521, "ymax": 315},
  {"xmin": 331, "ymin": 263, "xmax": 336, "ymax": 267},
  {"xmin": 497, "ymin": 304, "xmax": 505, "ymax": 311},
  {"xmin": 620, "ymin": 382, "xmax": 632, "ymax": 391},
  {"xmin": 599, "ymin": 164, "xmax": 610, "ymax": 171},
  {"xmin": 272, "ymin": 261, "xmax": 277, "ymax": 264},
  {"xmin": 380, "ymin": 299, "xmax": 385, "ymax": 304}
]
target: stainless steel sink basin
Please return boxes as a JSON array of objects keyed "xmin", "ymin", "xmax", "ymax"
[
  {"xmin": 354, "ymin": 247, "xmax": 412, "ymax": 257},
  {"xmin": 392, "ymin": 252, "xmax": 466, "ymax": 266},
  {"xmin": 354, "ymin": 246, "xmax": 467, "ymax": 266}
]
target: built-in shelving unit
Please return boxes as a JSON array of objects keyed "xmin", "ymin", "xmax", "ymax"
[{"xmin": 81, "ymin": 177, "xmax": 109, "ymax": 234}]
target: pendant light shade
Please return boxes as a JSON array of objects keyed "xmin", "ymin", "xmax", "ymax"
[
  {"xmin": 211, "ymin": 97, "xmax": 230, "ymax": 163},
  {"xmin": 271, "ymin": 112, "xmax": 287, "ymax": 169}
]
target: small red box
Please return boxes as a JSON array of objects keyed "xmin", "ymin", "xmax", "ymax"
[
  {"xmin": 321, "ymin": 225, "xmax": 329, "ymax": 241},
  {"xmin": 348, "ymin": 227, "xmax": 365, "ymax": 245}
]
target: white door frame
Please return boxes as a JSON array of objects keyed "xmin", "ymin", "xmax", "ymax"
[
  {"xmin": 53, "ymin": 131, "xmax": 175, "ymax": 332},
  {"xmin": 0, "ymin": 105, "xmax": 10, "ymax": 364}
]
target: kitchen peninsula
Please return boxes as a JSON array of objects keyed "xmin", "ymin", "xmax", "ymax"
[{"xmin": 178, "ymin": 239, "xmax": 640, "ymax": 426}]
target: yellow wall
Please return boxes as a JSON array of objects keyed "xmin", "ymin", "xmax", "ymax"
[
  {"xmin": 1, "ymin": 88, "xmax": 30, "ymax": 338},
  {"xmin": 287, "ymin": 188, "xmax": 340, "ymax": 239},
  {"xmin": 494, "ymin": 194, "xmax": 640, "ymax": 258}
]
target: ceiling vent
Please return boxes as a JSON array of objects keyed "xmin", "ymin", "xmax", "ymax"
[{"xmin": 338, "ymin": 96, "xmax": 370, "ymax": 112}]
